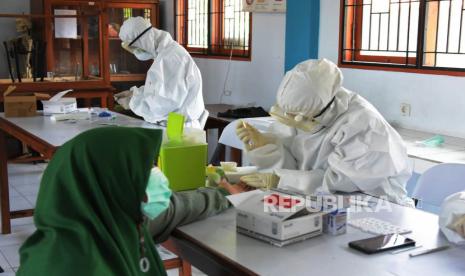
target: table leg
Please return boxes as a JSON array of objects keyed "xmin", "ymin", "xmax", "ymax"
[
  {"xmin": 0, "ymin": 130, "xmax": 11, "ymax": 234},
  {"xmin": 230, "ymin": 147, "xmax": 242, "ymax": 166},
  {"xmin": 218, "ymin": 127, "xmax": 225, "ymax": 161}
]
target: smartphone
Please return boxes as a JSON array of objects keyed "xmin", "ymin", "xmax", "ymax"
[{"xmin": 348, "ymin": 234, "xmax": 416, "ymax": 254}]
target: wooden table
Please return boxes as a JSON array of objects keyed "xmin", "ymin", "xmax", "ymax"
[{"xmin": 0, "ymin": 112, "xmax": 158, "ymax": 234}]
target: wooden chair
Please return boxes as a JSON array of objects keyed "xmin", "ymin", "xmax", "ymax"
[{"xmin": 161, "ymin": 239, "xmax": 192, "ymax": 276}]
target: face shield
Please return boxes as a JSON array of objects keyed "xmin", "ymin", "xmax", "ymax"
[
  {"xmin": 270, "ymin": 97, "xmax": 336, "ymax": 132},
  {"xmin": 121, "ymin": 25, "xmax": 153, "ymax": 61}
]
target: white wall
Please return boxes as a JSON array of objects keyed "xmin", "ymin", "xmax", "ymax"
[
  {"xmin": 195, "ymin": 13, "xmax": 286, "ymax": 108},
  {"xmin": 159, "ymin": 1, "xmax": 285, "ymax": 109},
  {"xmin": 320, "ymin": 0, "xmax": 465, "ymax": 138}
]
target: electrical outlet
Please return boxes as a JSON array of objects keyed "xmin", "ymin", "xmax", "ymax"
[
  {"xmin": 224, "ymin": 90, "xmax": 232, "ymax": 96},
  {"xmin": 400, "ymin": 103, "xmax": 411, "ymax": 117}
]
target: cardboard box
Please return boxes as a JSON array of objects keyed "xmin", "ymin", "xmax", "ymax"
[
  {"xmin": 235, "ymin": 189, "xmax": 323, "ymax": 247},
  {"xmin": 3, "ymin": 86, "xmax": 49, "ymax": 117},
  {"xmin": 42, "ymin": 89, "xmax": 77, "ymax": 115}
]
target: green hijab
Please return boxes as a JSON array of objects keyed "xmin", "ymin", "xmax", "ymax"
[{"xmin": 18, "ymin": 127, "xmax": 167, "ymax": 276}]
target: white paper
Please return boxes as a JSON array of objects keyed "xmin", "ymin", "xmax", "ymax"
[
  {"xmin": 50, "ymin": 89, "xmax": 73, "ymax": 102},
  {"xmin": 155, "ymin": 245, "xmax": 177, "ymax": 261},
  {"xmin": 226, "ymin": 189, "xmax": 264, "ymax": 207},
  {"xmin": 54, "ymin": 10, "xmax": 78, "ymax": 39},
  {"xmin": 243, "ymin": 0, "xmax": 286, "ymax": 13}
]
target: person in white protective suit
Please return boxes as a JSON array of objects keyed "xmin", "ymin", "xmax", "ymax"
[
  {"xmin": 439, "ymin": 191, "xmax": 465, "ymax": 245},
  {"xmin": 118, "ymin": 17, "xmax": 208, "ymax": 129},
  {"xmin": 236, "ymin": 59, "xmax": 414, "ymax": 206}
]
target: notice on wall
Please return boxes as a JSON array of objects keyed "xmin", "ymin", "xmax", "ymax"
[
  {"xmin": 54, "ymin": 9, "xmax": 78, "ymax": 39},
  {"xmin": 243, "ymin": 0, "xmax": 286, "ymax": 13}
]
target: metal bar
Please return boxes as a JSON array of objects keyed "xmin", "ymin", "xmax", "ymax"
[
  {"xmin": 459, "ymin": 0, "xmax": 464, "ymax": 52},
  {"xmin": 369, "ymin": 2, "xmax": 373, "ymax": 50},
  {"xmin": 406, "ymin": 0, "xmax": 412, "ymax": 65},
  {"xmin": 435, "ymin": 0, "xmax": 441, "ymax": 66},
  {"xmin": 397, "ymin": 1, "xmax": 401, "ymax": 50},
  {"xmin": 387, "ymin": 0, "xmax": 392, "ymax": 50},
  {"xmin": 207, "ymin": 0, "xmax": 211, "ymax": 55},
  {"xmin": 446, "ymin": 0, "xmax": 452, "ymax": 52},
  {"xmin": 417, "ymin": 0, "xmax": 427, "ymax": 68}
]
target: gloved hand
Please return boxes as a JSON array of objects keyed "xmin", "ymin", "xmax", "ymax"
[
  {"xmin": 240, "ymin": 173, "xmax": 280, "ymax": 190},
  {"xmin": 114, "ymin": 90, "xmax": 133, "ymax": 110},
  {"xmin": 236, "ymin": 121, "xmax": 273, "ymax": 151},
  {"xmin": 450, "ymin": 215, "xmax": 465, "ymax": 238}
]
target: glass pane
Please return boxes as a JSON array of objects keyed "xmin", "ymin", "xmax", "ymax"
[
  {"xmin": 0, "ymin": 16, "xmax": 47, "ymax": 84},
  {"xmin": 108, "ymin": 7, "xmax": 152, "ymax": 76},
  {"xmin": 423, "ymin": 0, "xmax": 465, "ymax": 68},
  {"xmin": 51, "ymin": 4, "xmax": 102, "ymax": 81},
  {"xmin": 360, "ymin": 0, "xmax": 420, "ymax": 62},
  {"xmin": 187, "ymin": 0, "xmax": 208, "ymax": 48},
  {"xmin": 223, "ymin": 0, "xmax": 249, "ymax": 50}
]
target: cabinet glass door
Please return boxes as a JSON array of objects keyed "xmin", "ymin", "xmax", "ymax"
[
  {"xmin": 107, "ymin": 6, "xmax": 154, "ymax": 81},
  {"xmin": 49, "ymin": 3, "xmax": 102, "ymax": 82}
]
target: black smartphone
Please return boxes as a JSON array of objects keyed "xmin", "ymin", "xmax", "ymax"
[{"xmin": 348, "ymin": 234, "xmax": 416, "ymax": 254}]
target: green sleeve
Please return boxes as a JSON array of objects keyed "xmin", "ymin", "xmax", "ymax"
[{"xmin": 148, "ymin": 187, "xmax": 231, "ymax": 243}]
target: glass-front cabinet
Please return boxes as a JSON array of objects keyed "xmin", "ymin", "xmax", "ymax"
[
  {"xmin": 0, "ymin": 0, "xmax": 159, "ymax": 96},
  {"xmin": 106, "ymin": 3, "xmax": 158, "ymax": 82},
  {"xmin": 47, "ymin": 2, "xmax": 103, "ymax": 82}
]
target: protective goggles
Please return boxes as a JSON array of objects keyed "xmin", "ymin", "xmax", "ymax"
[
  {"xmin": 121, "ymin": 25, "xmax": 153, "ymax": 54},
  {"xmin": 269, "ymin": 97, "xmax": 335, "ymax": 132}
]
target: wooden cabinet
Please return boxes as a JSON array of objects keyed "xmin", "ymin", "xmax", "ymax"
[{"xmin": 0, "ymin": 0, "xmax": 159, "ymax": 107}]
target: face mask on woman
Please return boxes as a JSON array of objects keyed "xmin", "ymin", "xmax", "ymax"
[{"xmin": 141, "ymin": 167, "xmax": 172, "ymax": 220}]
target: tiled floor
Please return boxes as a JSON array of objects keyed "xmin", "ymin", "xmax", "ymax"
[{"xmin": 1, "ymin": 164, "xmax": 205, "ymax": 276}]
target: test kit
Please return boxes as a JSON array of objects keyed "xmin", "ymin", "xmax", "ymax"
[
  {"xmin": 234, "ymin": 189, "xmax": 323, "ymax": 247},
  {"xmin": 42, "ymin": 89, "xmax": 77, "ymax": 115}
]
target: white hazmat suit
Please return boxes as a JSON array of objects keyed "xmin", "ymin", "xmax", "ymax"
[
  {"xmin": 119, "ymin": 17, "xmax": 207, "ymax": 129},
  {"xmin": 439, "ymin": 191, "xmax": 465, "ymax": 245},
  {"xmin": 238, "ymin": 59, "xmax": 413, "ymax": 206}
]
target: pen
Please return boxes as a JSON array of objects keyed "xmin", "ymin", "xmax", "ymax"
[{"xmin": 409, "ymin": 245, "xmax": 450, "ymax": 258}]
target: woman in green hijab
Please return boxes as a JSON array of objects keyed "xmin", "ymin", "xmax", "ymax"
[{"xmin": 17, "ymin": 127, "xmax": 232, "ymax": 275}]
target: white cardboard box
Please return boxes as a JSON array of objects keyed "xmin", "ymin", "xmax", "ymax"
[
  {"xmin": 234, "ymin": 190, "xmax": 323, "ymax": 247},
  {"xmin": 42, "ymin": 89, "xmax": 77, "ymax": 115}
]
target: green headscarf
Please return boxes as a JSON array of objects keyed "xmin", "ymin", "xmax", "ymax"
[{"xmin": 18, "ymin": 127, "xmax": 167, "ymax": 276}]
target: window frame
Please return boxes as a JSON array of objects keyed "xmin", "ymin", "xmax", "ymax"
[
  {"xmin": 175, "ymin": 0, "xmax": 252, "ymax": 61},
  {"xmin": 339, "ymin": 0, "xmax": 465, "ymax": 76}
]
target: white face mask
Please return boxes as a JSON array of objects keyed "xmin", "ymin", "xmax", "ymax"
[{"xmin": 133, "ymin": 49, "xmax": 153, "ymax": 61}]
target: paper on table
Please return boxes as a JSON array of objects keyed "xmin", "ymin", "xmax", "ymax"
[
  {"xmin": 54, "ymin": 10, "xmax": 78, "ymax": 39},
  {"xmin": 226, "ymin": 189, "xmax": 264, "ymax": 207}
]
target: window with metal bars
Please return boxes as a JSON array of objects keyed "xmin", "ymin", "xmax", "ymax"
[
  {"xmin": 340, "ymin": 0, "xmax": 465, "ymax": 75},
  {"xmin": 175, "ymin": 0, "xmax": 252, "ymax": 59}
]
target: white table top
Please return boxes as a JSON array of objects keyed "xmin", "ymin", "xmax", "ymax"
[
  {"xmin": 176, "ymin": 202, "xmax": 465, "ymax": 276},
  {"xmin": 218, "ymin": 117, "xmax": 465, "ymax": 164},
  {"xmin": 0, "ymin": 112, "xmax": 162, "ymax": 147}
]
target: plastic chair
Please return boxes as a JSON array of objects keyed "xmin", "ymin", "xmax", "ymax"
[{"xmin": 412, "ymin": 163, "xmax": 465, "ymax": 214}]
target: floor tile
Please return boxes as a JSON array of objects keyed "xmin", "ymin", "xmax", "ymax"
[
  {"xmin": 0, "ymin": 251, "xmax": 11, "ymax": 273},
  {"xmin": 13, "ymin": 184, "xmax": 40, "ymax": 197},
  {"xmin": 25, "ymin": 195, "xmax": 38, "ymax": 207},
  {"xmin": 11, "ymin": 217, "xmax": 34, "ymax": 228},
  {"xmin": 9, "ymin": 196, "xmax": 33, "ymax": 211},
  {"xmin": 0, "ymin": 243, "xmax": 22, "ymax": 268}
]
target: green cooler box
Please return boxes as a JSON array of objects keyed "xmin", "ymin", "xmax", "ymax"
[{"xmin": 159, "ymin": 141, "xmax": 208, "ymax": 192}]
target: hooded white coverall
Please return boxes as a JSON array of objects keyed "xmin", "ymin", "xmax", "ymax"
[
  {"xmin": 244, "ymin": 59, "xmax": 414, "ymax": 206},
  {"xmin": 119, "ymin": 17, "xmax": 207, "ymax": 129},
  {"xmin": 439, "ymin": 191, "xmax": 465, "ymax": 245}
]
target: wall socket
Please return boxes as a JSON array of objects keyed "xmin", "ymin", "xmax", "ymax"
[{"xmin": 400, "ymin": 103, "xmax": 411, "ymax": 116}]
